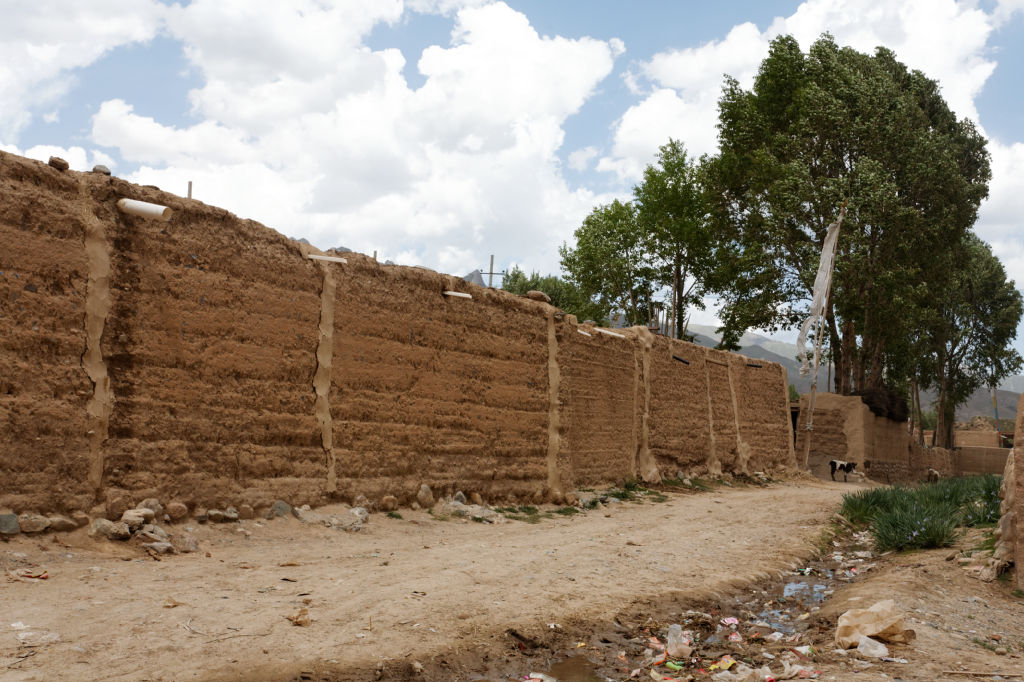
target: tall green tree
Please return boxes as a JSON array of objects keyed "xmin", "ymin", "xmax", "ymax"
[
  {"xmin": 922, "ymin": 236, "xmax": 1022, "ymax": 448},
  {"xmin": 560, "ymin": 199, "xmax": 657, "ymax": 326},
  {"xmin": 708, "ymin": 34, "xmax": 991, "ymax": 393},
  {"xmin": 633, "ymin": 139, "xmax": 717, "ymax": 338},
  {"xmin": 502, "ymin": 266, "xmax": 609, "ymax": 324}
]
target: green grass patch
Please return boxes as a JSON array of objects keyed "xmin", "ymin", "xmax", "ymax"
[
  {"xmin": 839, "ymin": 475, "xmax": 1002, "ymax": 552},
  {"xmin": 385, "ymin": 511, "xmax": 403, "ymax": 520},
  {"xmin": 497, "ymin": 505, "xmax": 543, "ymax": 523},
  {"xmin": 552, "ymin": 506, "xmax": 581, "ymax": 516}
]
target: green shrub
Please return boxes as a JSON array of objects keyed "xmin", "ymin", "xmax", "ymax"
[{"xmin": 840, "ymin": 475, "xmax": 1003, "ymax": 552}]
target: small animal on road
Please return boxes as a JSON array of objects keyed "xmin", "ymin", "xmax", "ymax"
[{"xmin": 829, "ymin": 460, "xmax": 857, "ymax": 482}]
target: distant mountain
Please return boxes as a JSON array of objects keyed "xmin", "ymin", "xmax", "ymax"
[{"xmin": 683, "ymin": 323, "xmax": 1021, "ymax": 421}]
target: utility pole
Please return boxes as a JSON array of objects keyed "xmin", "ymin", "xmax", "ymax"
[{"xmin": 480, "ymin": 254, "xmax": 505, "ymax": 288}]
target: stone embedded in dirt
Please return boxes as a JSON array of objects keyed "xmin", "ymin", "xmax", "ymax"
[
  {"xmin": 47, "ymin": 156, "xmax": 69, "ymax": 171},
  {"xmin": 470, "ymin": 492, "xmax": 484, "ymax": 506},
  {"xmin": 0, "ymin": 513, "xmax": 21, "ymax": 535},
  {"xmin": 142, "ymin": 542, "xmax": 176, "ymax": 555},
  {"xmin": 995, "ymin": 646, "xmax": 1008, "ymax": 655},
  {"xmin": 121, "ymin": 509, "xmax": 147, "ymax": 531},
  {"xmin": 564, "ymin": 492, "xmax": 579, "ymax": 506},
  {"xmin": 194, "ymin": 508, "xmax": 209, "ymax": 523},
  {"xmin": 223, "ymin": 507, "xmax": 239, "ymax": 522},
  {"xmin": 436, "ymin": 500, "xmax": 505, "ymax": 524},
  {"xmin": 135, "ymin": 506, "xmax": 156, "ymax": 523},
  {"xmin": 267, "ymin": 500, "xmax": 292, "ymax": 518},
  {"xmin": 106, "ymin": 496, "xmax": 133, "ymax": 521},
  {"xmin": 453, "ymin": 491, "xmax": 467, "ymax": 504},
  {"xmin": 47, "ymin": 515, "xmax": 78, "ymax": 532},
  {"xmin": 286, "ymin": 607, "xmax": 311, "ymax": 627},
  {"xmin": 71, "ymin": 511, "xmax": 90, "ymax": 527},
  {"xmin": 350, "ymin": 507, "xmax": 369, "ymax": 524},
  {"xmin": 380, "ymin": 495, "xmax": 398, "ymax": 511},
  {"xmin": 139, "ymin": 524, "xmax": 170, "ymax": 542},
  {"xmin": 207, "ymin": 509, "xmax": 226, "ymax": 523},
  {"xmin": 138, "ymin": 499, "xmax": 163, "ymax": 517},
  {"xmin": 166, "ymin": 501, "xmax": 189, "ymax": 521},
  {"xmin": 525, "ymin": 290, "xmax": 551, "ymax": 303},
  {"xmin": 175, "ymin": 533, "xmax": 200, "ymax": 553},
  {"xmin": 91, "ymin": 164, "xmax": 111, "ymax": 175},
  {"xmin": 354, "ymin": 494, "xmax": 371, "ymax": 509},
  {"xmin": 238, "ymin": 504, "xmax": 255, "ymax": 520},
  {"xmin": 18, "ymin": 513, "xmax": 51, "ymax": 533},
  {"xmin": 411, "ymin": 501, "xmax": 421, "ymax": 511},
  {"xmin": 417, "ymin": 484, "xmax": 434, "ymax": 508},
  {"xmin": 89, "ymin": 518, "xmax": 131, "ymax": 541}
]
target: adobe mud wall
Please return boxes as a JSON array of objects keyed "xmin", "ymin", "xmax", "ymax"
[
  {"xmin": 955, "ymin": 447, "xmax": 1011, "ymax": 476},
  {"xmin": 797, "ymin": 393, "xmax": 955, "ymax": 483},
  {"xmin": 0, "ymin": 151, "xmax": 796, "ymax": 516}
]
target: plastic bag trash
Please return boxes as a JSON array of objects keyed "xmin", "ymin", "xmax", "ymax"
[
  {"xmin": 667, "ymin": 624, "xmax": 693, "ymax": 658},
  {"xmin": 527, "ymin": 674, "xmax": 557, "ymax": 682},
  {"xmin": 855, "ymin": 636, "xmax": 889, "ymax": 659},
  {"xmin": 835, "ymin": 600, "xmax": 915, "ymax": 649},
  {"xmin": 710, "ymin": 662, "xmax": 775, "ymax": 681},
  {"xmin": 778, "ymin": 661, "xmax": 820, "ymax": 679}
]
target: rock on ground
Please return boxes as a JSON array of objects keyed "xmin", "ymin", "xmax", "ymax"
[
  {"xmin": 18, "ymin": 513, "xmax": 50, "ymax": 533},
  {"xmin": 89, "ymin": 518, "xmax": 131, "ymax": 541},
  {"xmin": 417, "ymin": 484, "xmax": 434, "ymax": 508}
]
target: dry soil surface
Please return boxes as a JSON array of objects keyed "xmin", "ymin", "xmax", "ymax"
[
  {"xmin": 4, "ymin": 481, "xmax": 856, "ymax": 680},
  {"xmin": 808, "ymin": 527, "xmax": 1024, "ymax": 681}
]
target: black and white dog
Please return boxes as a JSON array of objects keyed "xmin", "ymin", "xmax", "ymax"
[{"xmin": 829, "ymin": 460, "xmax": 857, "ymax": 481}]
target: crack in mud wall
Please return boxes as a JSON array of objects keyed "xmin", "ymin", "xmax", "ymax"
[
  {"xmin": 313, "ymin": 264, "xmax": 337, "ymax": 493},
  {"xmin": 704, "ymin": 354, "xmax": 722, "ymax": 476},
  {"xmin": 80, "ymin": 181, "xmax": 112, "ymax": 497},
  {"xmin": 635, "ymin": 328, "xmax": 659, "ymax": 484},
  {"xmin": 546, "ymin": 312, "xmax": 562, "ymax": 494},
  {"xmin": 727, "ymin": 357, "xmax": 751, "ymax": 475}
]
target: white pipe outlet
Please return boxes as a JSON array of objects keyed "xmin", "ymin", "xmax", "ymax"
[
  {"xmin": 308, "ymin": 254, "xmax": 348, "ymax": 264},
  {"xmin": 117, "ymin": 198, "xmax": 172, "ymax": 221},
  {"xmin": 443, "ymin": 290, "xmax": 472, "ymax": 299},
  {"xmin": 595, "ymin": 328, "xmax": 626, "ymax": 339},
  {"xmin": 577, "ymin": 329, "xmax": 592, "ymax": 337}
]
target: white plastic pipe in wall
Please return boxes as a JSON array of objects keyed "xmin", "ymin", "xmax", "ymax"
[{"xmin": 117, "ymin": 198, "xmax": 172, "ymax": 221}]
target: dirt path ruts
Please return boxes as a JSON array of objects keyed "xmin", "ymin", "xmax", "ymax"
[{"xmin": 0, "ymin": 481, "xmax": 850, "ymax": 680}]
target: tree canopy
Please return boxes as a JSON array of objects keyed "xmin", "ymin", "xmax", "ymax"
[
  {"xmin": 707, "ymin": 34, "xmax": 992, "ymax": 392},
  {"xmin": 554, "ymin": 33, "xmax": 1019, "ymax": 433}
]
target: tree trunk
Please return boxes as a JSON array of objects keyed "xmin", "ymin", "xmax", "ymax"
[
  {"xmin": 841, "ymin": 319, "xmax": 856, "ymax": 394},
  {"xmin": 866, "ymin": 338, "xmax": 885, "ymax": 388},
  {"xmin": 907, "ymin": 377, "xmax": 916, "ymax": 436},
  {"xmin": 673, "ymin": 256, "xmax": 681, "ymax": 339},
  {"xmin": 935, "ymin": 373, "xmax": 955, "ymax": 449},
  {"xmin": 915, "ymin": 380, "xmax": 925, "ymax": 446}
]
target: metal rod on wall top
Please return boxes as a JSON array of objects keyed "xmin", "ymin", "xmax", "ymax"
[
  {"xmin": 488, "ymin": 254, "xmax": 494, "ymax": 288},
  {"xmin": 187, "ymin": 181, "xmax": 192, "ymax": 199}
]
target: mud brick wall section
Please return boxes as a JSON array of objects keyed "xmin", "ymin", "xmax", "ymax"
[
  {"xmin": 797, "ymin": 393, "xmax": 977, "ymax": 483},
  {"xmin": 0, "ymin": 151, "xmax": 796, "ymax": 515},
  {"xmin": 1015, "ymin": 394, "xmax": 1023, "ymax": 590}
]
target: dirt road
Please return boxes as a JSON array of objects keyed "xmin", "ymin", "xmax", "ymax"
[{"xmin": 1, "ymin": 481, "xmax": 850, "ymax": 680}]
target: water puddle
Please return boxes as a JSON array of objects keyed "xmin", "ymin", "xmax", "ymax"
[{"xmin": 547, "ymin": 655, "xmax": 602, "ymax": 681}]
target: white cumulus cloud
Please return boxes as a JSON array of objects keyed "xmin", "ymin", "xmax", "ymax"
[
  {"xmin": 88, "ymin": 1, "xmax": 621, "ymax": 274},
  {"xmin": 0, "ymin": 0, "xmax": 164, "ymax": 141}
]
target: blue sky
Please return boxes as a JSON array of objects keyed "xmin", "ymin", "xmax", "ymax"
[{"xmin": 2, "ymin": 0, "xmax": 1023, "ymax": 356}]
